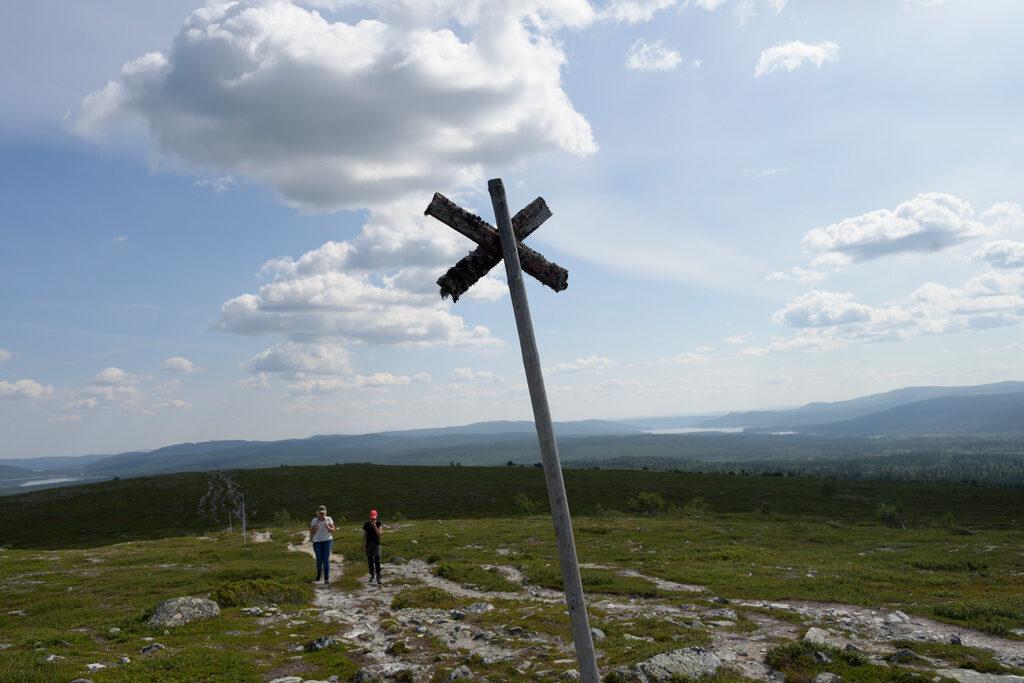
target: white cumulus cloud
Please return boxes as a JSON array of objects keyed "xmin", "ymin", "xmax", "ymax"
[
  {"xmin": 973, "ymin": 240, "xmax": 1024, "ymax": 270},
  {"xmin": 75, "ymin": 0, "xmax": 597, "ymax": 213},
  {"xmin": 547, "ymin": 355, "xmax": 615, "ymax": 374},
  {"xmin": 246, "ymin": 343, "xmax": 352, "ymax": 376},
  {"xmin": 802, "ymin": 193, "xmax": 992, "ymax": 268},
  {"xmin": 765, "ymin": 266, "xmax": 825, "ymax": 284},
  {"xmin": 755, "ymin": 40, "xmax": 838, "ymax": 78},
  {"xmin": 0, "ymin": 379, "xmax": 54, "ymax": 400},
  {"xmin": 160, "ymin": 356, "xmax": 198, "ymax": 373},
  {"xmin": 603, "ymin": 0, "xmax": 677, "ymax": 24},
  {"xmin": 625, "ymin": 39, "xmax": 683, "ymax": 71}
]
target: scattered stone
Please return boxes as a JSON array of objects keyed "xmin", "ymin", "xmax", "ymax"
[
  {"xmin": 353, "ymin": 669, "xmax": 378, "ymax": 683},
  {"xmin": 240, "ymin": 607, "xmax": 264, "ymax": 616},
  {"xmin": 140, "ymin": 643, "xmax": 165, "ymax": 655},
  {"xmin": 448, "ymin": 665, "xmax": 472, "ymax": 681},
  {"xmin": 86, "ymin": 663, "xmax": 107, "ymax": 671},
  {"xmin": 814, "ymin": 674, "xmax": 840, "ymax": 683},
  {"xmin": 8, "ymin": 610, "xmax": 26, "ymax": 616},
  {"xmin": 889, "ymin": 648, "xmax": 921, "ymax": 664},
  {"xmin": 43, "ymin": 654, "xmax": 64, "ymax": 663},
  {"xmin": 709, "ymin": 620, "xmax": 735, "ymax": 628},
  {"xmin": 506, "ymin": 626, "xmax": 528, "ymax": 637},
  {"xmin": 707, "ymin": 608, "xmax": 738, "ymax": 620},
  {"xmin": 70, "ymin": 679, "xmax": 94, "ymax": 683},
  {"xmin": 561, "ymin": 670, "xmax": 581, "ymax": 681},
  {"xmin": 0, "ymin": 644, "xmax": 9, "ymax": 651},
  {"xmin": 146, "ymin": 597, "xmax": 220, "ymax": 628},
  {"xmin": 119, "ymin": 656, "xmax": 131, "ymax": 665},
  {"xmin": 814, "ymin": 651, "xmax": 832, "ymax": 664},
  {"xmin": 804, "ymin": 627, "xmax": 832, "ymax": 645},
  {"xmin": 619, "ymin": 646, "xmax": 722, "ymax": 682},
  {"xmin": 307, "ymin": 636, "xmax": 340, "ymax": 652},
  {"xmin": 268, "ymin": 677, "xmax": 303, "ymax": 683},
  {"xmin": 712, "ymin": 597, "xmax": 730, "ymax": 605},
  {"xmin": 885, "ymin": 612, "xmax": 908, "ymax": 625},
  {"xmin": 108, "ymin": 627, "xmax": 121, "ymax": 637},
  {"xmin": 590, "ymin": 627, "xmax": 606, "ymax": 642},
  {"xmin": 951, "ymin": 633, "xmax": 963, "ymax": 645},
  {"xmin": 466, "ymin": 602, "xmax": 494, "ymax": 614},
  {"xmin": 844, "ymin": 644, "xmax": 862, "ymax": 653},
  {"xmin": 450, "ymin": 610, "xmax": 466, "ymax": 620},
  {"xmin": 289, "ymin": 644, "xmax": 305, "ymax": 653},
  {"xmin": 624, "ymin": 633, "xmax": 654, "ymax": 642},
  {"xmin": 768, "ymin": 672, "xmax": 786, "ymax": 682}
]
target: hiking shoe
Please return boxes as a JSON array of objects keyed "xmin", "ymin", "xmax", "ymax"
[{"xmin": 376, "ymin": 576, "xmax": 383, "ymax": 585}]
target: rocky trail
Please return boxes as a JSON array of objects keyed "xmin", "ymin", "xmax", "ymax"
[{"xmin": 282, "ymin": 539, "xmax": 1024, "ymax": 682}]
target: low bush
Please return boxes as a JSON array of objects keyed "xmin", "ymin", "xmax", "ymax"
[{"xmin": 212, "ymin": 579, "xmax": 306, "ymax": 607}]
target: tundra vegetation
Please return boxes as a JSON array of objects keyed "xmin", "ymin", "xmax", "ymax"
[{"xmin": 0, "ymin": 465, "xmax": 1021, "ymax": 681}]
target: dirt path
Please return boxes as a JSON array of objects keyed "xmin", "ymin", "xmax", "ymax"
[{"xmin": 286, "ymin": 541, "xmax": 1024, "ymax": 681}]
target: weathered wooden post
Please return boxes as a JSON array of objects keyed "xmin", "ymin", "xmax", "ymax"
[{"xmin": 425, "ymin": 179, "xmax": 600, "ymax": 682}]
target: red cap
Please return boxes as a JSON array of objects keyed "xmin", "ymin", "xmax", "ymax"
[{"xmin": 370, "ymin": 509, "xmax": 378, "ymax": 519}]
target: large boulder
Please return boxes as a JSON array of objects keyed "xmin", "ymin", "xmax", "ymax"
[
  {"xmin": 618, "ymin": 647, "xmax": 722, "ymax": 682},
  {"xmin": 146, "ymin": 597, "xmax": 220, "ymax": 628}
]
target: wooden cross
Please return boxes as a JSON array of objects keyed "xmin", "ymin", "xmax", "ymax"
[
  {"xmin": 425, "ymin": 180, "xmax": 599, "ymax": 682},
  {"xmin": 425, "ymin": 193, "xmax": 567, "ymax": 301}
]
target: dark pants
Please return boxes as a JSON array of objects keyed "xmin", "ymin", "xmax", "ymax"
[
  {"xmin": 365, "ymin": 543, "xmax": 381, "ymax": 578},
  {"xmin": 313, "ymin": 539, "xmax": 333, "ymax": 581}
]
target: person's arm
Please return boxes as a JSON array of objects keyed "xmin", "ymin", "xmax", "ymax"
[
  {"xmin": 362, "ymin": 525, "xmax": 367, "ymax": 551},
  {"xmin": 326, "ymin": 517, "xmax": 336, "ymax": 532},
  {"xmin": 309, "ymin": 520, "xmax": 318, "ymax": 536}
]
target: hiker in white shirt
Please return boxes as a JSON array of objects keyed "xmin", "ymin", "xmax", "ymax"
[{"xmin": 309, "ymin": 505, "xmax": 336, "ymax": 584}]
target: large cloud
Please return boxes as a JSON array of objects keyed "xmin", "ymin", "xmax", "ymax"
[
  {"xmin": 802, "ymin": 193, "xmax": 992, "ymax": 268},
  {"xmin": 0, "ymin": 379, "xmax": 53, "ymax": 400},
  {"xmin": 75, "ymin": 0, "xmax": 597, "ymax": 212},
  {"xmin": 974, "ymin": 240, "xmax": 1024, "ymax": 270}
]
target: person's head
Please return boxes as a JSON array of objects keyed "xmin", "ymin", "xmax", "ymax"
[
  {"xmin": 369, "ymin": 509, "xmax": 378, "ymax": 521},
  {"xmin": 317, "ymin": 505, "xmax": 327, "ymax": 519}
]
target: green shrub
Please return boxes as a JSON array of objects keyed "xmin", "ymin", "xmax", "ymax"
[
  {"xmin": 212, "ymin": 579, "xmax": 306, "ymax": 607},
  {"xmin": 876, "ymin": 503, "xmax": 906, "ymax": 529},
  {"xmin": 683, "ymin": 496, "xmax": 711, "ymax": 517},
  {"xmin": 514, "ymin": 492, "xmax": 542, "ymax": 516},
  {"xmin": 626, "ymin": 491, "xmax": 666, "ymax": 517},
  {"xmin": 391, "ymin": 587, "xmax": 460, "ymax": 610}
]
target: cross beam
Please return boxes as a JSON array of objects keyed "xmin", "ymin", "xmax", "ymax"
[
  {"xmin": 424, "ymin": 193, "xmax": 567, "ymax": 298},
  {"xmin": 436, "ymin": 197, "xmax": 552, "ymax": 302}
]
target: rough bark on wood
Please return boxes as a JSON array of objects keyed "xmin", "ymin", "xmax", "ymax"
[
  {"xmin": 437, "ymin": 197, "xmax": 552, "ymax": 301},
  {"xmin": 425, "ymin": 193, "xmax": 567, "ymax": 295}
]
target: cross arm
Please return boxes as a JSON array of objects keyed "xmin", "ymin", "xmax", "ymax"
[
  {"xmin": 437, "ymin": 197, "xmax": 552, "ymax": 301},
  {"xmin": 424, "ymin": 193, "xmax": 567, "ymax": 295}
]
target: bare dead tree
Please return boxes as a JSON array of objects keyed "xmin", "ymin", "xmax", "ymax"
[{"xmin": 197, "ymin": 472, "xmax": 250, "ymax": 541}]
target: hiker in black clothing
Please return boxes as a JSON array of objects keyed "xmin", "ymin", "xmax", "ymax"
[{"xmin": 363, "ymin": 508, "xmax": 383, "ymax": 585}]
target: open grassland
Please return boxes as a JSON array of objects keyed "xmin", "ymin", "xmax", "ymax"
[{"xmin": 0, "ymin": 466, "xmax": 1022, "ymax": 681}]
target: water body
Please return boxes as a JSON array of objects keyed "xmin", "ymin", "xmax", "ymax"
[
  {"xmin": 644, "ymin": 427, "xmax": 745, "ymax": 435},
  {"xmin": 19, "ymin": 476, "xmax": 85, "ymax": 487}
]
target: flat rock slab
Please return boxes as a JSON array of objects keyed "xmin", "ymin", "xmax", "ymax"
[
  {"xmin": 619, "ymin": 646, "xmax": 722, "ymax": 682},
  {"xmin": 147, "ymin": 597, "xmax": 220, "ymax": 628},
  {"xmin": 935, "ymin": 671, "xmax": 1024, "ymax": 683}
]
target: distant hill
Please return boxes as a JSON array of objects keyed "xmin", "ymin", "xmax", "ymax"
[
  {"xmin": 804, "ymin": 393, "xmax": 1024, "ymax": 436},
  {"xmin": 698, "ymin": 381, "xmax": 1024, "ymax": 430},
  {"xmin": 0, "ymin": 464, "xmax": 35, "ymax": 479},
  {"xmin": 72, "ymin": 419, "xmax": 641, "ymax": 479}
]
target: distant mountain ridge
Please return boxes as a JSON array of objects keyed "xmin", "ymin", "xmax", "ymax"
[{"xmin": 697, "ymin": 381, "xmax": 1024, "ymax": 430}]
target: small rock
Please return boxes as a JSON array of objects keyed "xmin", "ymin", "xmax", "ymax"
[
  {"xmin": 466, "ymin": 602, "xmax": 494, "ymax": 614},
  {"xmin": 146, "ymin": 597, "xmax": 220, "ymax": 628},
  {"xmin": 768, "ymin": 672, "xmax": 786, "ymax": 682},
  {"xmin": 950, "ymin": 633, "xmax": 962, "ymax": 645},
  {"xmin": 8, "ymin": 610, "xmax": 26, "ymax": 616},
  {"xmin": 804, "ymin": 627, "xmax": 832, "ymax": 645},
  {"xmin": 268, "ymin": 678, "xmax": 303, "ymax": 683},
  {"xmin": 140, "ymin": 643, "xmax": 165, "ymax": 655},
  {"xmin": 448, "ymin": 664, "xmax": 472, "ymax": 681},
  {"xmin": 416, "ymin": 626, "xmax": 428, "ymax": 634},
  {"xmin": 889, "ymin": 648, "xmax": 920, "ymax": 664},
  {"xmin": 709, "ymin": 620, "xmax": 735, "ymax": 628},
  {"xmin": 240, "ymin": 607, "xmax": 264, "ymax": 616},
  {"xmin": 70, "ymin": 679, "xmax": 94, "ymax": 683},
  {"xmin": 108, "ymin": 627, "xmax": 122, "ymax": 637},
  {"xmin": 590, "ymin": 627, "xmax": 606, "ymax": 642},
  {"xmin": 289, "ymin": 644, "xmax": 305, "ymax": 653},
  {"xmin": 307, "ymin": 636, "xmax": 339, "ymax": 652},
  {"xmin": 43, "ymin": 654, "xmax": 64, "ymax": 663},
  {"xmin": 707, "ymin": 608, "xmax": 738, "ymax": 620},
  {"xmin": 561, "ymin": 670, "xmax": 581, "ymax": 681},
  {"xmin": 813, "ymin": 651, "xmax": 832, "ymax": 664},
  {"xmin": 712, "ymin": 597, "xmax": 730, "ymax": 605},
  {"xmin": 86, "ymin": 663, "xmax": 107, "ymax": 671},
  {"xmin": 506, "ymin": 626, "xmax": 527, "ymax": 637},
  {"xmin": 451, "ymin": 610, "xmax": 466, "ymax": 620},
  {"xmin": 353, "ymin": 669, "xmax": 378, "ymax": 683},
  {"xmin": 625, "ymin": 646, "xmax": 722, "ymax": 681},
  {"xmin": 119, "ymin": 656, "xmax": 131, "ymax": 665},
  {"xmin": 813, "ymin": 674, "xmax": 840, "ymax": 683},
  {"xmin": 885, "ymin": 612, "xmax": 907, "ymax": 625},
  {"xmin": 844, "ymin": 643, "xmax": 862, "ymax": 653}
]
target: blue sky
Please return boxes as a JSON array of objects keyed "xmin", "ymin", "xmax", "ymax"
[{"xmin": 1, "ymin": 0, "xmax": 1022, "ymax": 458}]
